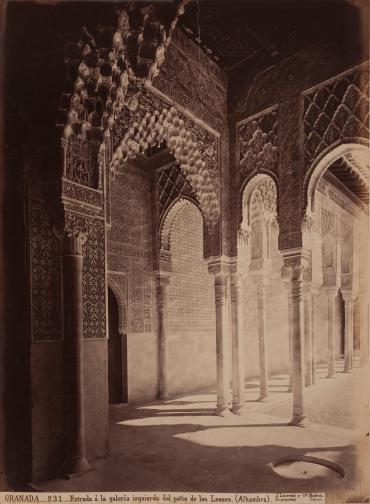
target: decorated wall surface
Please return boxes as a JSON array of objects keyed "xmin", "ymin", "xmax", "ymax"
[
  {"xmin": 166, "ymin": 202, "xmax": 216, "ymax": 395},
  {"xmin": 107, "ymin": 162, "xmax": 157, "ymax": 402},
  {"xmin": 233, "ymin": 39, "xmax": 368, "ymax": 250},
  {"xmin": 152, "ymin": 27, "xmax": 227, "ymax": 133},
  {"xmin": 108, "ymin": 162, "xmax": 154, "ymax": 334},
  {"xmin": 29, "ymin": 199, "xmax": 62, "ymax": 341}
]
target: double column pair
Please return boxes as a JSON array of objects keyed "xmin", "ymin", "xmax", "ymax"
[
  {"xmin": 156, "ymin": 258, "xmax": 245, "ymax": 415},
  {"xmin": 209, "ymin": 258, "xmax": 245, "ymax": 416}
]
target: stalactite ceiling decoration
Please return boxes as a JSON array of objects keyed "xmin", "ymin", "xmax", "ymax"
[
  {"xmin": 58, "ymin": 0, "xmax": 220, "ymax": 227},
  {"xmin": 110, "ymin": 89, "xmax": 220, "ymax": 226},
  {"xmin": 60, "ymin": 1, "xmax": 189, "ymax": 141}
]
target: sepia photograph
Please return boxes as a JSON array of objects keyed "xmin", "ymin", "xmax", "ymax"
[{"xmin": 0, "ymin": 0, "xmax": 369, "ymax": 502}]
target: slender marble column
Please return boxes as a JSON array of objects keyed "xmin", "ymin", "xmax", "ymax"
[
  {"xmin": 310, "ymin": 289, "xmax": 319, "ymax": 385},
  {"xmin": 208, "ymin": 264, "xmax": 232, "ymax": 416},
  {"xmin": 283, "ymin": 252, "xmax": 308, "ymax": 426},
  {"xmin": 230, "ymin": 273, "xmax": 245, "ymax": 415},
  {"xmin": 253, "ymin": 275, "xmax": 269, "ymax": 399},
  {"xmin": 230, "ymin": 272, "xmax": 246, "ymax": 414},
  {"xmin": 156, "ymin": 274, "xmax": 170, "ymax": 399},
  {"xmin": 358, "ymin": 295, "xmax": 369, "ymax": 367},
  {"xmin": 342, "ymin": 291, "xmax": 354, "ymax": 373},
  {"xmin": 325, "ymin": 288, "xmax": 337, "ymax": 378},
  {"xmin": 63, "ymin": 232, "xmax": 90, "ymax": 475},
  {"xmin": 303, "ymin": 285, "xmax": 313, "ymax": 387},
  {"xmin": 283, "ymin": 281, "xmax": 293, "ymax": 393}
]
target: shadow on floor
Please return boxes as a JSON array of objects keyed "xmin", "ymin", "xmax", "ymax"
[{"xmin": 105, "ymin": 406, "xmax": 363, "ymax": 495}]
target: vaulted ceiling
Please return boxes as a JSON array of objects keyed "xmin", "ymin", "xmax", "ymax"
[
  {"xmin": 5, "ymin": 0, "xmax": 369, "ymax": 211},
  {"xmin": 178, "ymin": 0, "xmax": 365, "ymax": 71}
]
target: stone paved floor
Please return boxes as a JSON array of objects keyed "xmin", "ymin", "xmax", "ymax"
[{"xmin": 36, "ymin": 359, "xmax": 369, "ymax": 502}]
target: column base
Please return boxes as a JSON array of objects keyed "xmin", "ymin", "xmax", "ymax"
[
  {"xmin": 158, "ymin": 391, "xmax": 170, "ymax": 400},
  {"xmin": 305, "ymin": 376, "xmax": 313, "ymax": 387},
  {"xmin": 326, "ymin": 372, "xmax": 335, "ymax": 378},
  {"xmin": 343, "ymin": 367, "xmax": 352, "ymax": 374},
  {"xmin": 65, "ymin": 456, "xmax": 90, "ymax": 477},
  {"xmin": 214, "ymin": 405, "xmax": 232, "ymax": 417},
  {"xmin": 289, "ymin": 414, "xmax": 308, "ymax": 427},
  {"xmin": 258, "ymin": 393, "xmax": 268, "ymax": 402},
  {"xmin": 231, "ymin": 403, "xmax": 247, "ymax": 415}
]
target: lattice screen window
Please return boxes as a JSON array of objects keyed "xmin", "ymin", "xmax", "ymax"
[{"xmin": 167, "ymin": 203, "xmax": 215, "ymax": 331}]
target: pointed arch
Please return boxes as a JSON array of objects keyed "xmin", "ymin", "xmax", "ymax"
[
  {"xmin": 107, "ymin": 276, "xmax": 127, "ymax": 335},
  {"xmin": 240, "ymin": 173, "xmax": 278, "ymax": 230},
  {"xmin": 160, "ymin": 198, "xmax": 204, "ymax": 252},
  {"xmin": 303, "ymin": 140, "xmax": 369, "ymax": 217}
]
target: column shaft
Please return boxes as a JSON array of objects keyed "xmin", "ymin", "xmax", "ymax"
[
  {"xmin": 287, "ymin": 275, "xmax": 306, "ymax": 424},
  {"xmin": 326, "ymin": 291, "xmax": 336, "ymax": 378},
  {"xmin": 304, "ymin": 290, "xmax": 313, "ymax": 386},
  {"xmin": 359, "ymin": 296, "xmax": 369, "ymax": 367},
  {"xmin": 284, "ymin": 282, "xmax": 293, "ymax": 393},
  {"xmin": 230, "ymin": 275, "xmax": 245, "ymax": 414},
  {"xmin": 63, "ymin": 235, "xmax": 90, "ymax": 475},
  {"xmin": 156, "ymin": 275, "xmax": 170, "ymax": 399},
  {"xmin": 311, "ymin": 292, "xmax": 318, "ymax": 385},
  {"xmin": 256, "ymin": 283, "xmax": 268, "ymax": 399},
  {"xmin": 214, "ymin": 274, "xmax": 231, "ymax": 416},
  {"xmin": 344, "ymin": 295, "xmax": 354, "ymax": 372}
]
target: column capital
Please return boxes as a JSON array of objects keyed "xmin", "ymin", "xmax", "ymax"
[
  {"xmin": 207, "ymin": 255, "xmax": 234, "ymax": 277},
  {"xmin": 230, "ymin": 273, "xmax": 242, "ymax": 304},
  {"xmin": 154, "ymin": 271, "xmax": 171, "ymax": 285},
  {"xmin": 323, "ymin": 285, "xmax": 338, "ymax": 297},
  {"xmin": 158, "ymin": 248, "xmax": 173, "ymax": 274},
  {"xmin": 213, "ymin": 274, "xmax": 227, "ymax": 306},
  {"xmin": 251, "ymin": 271, "xmax": 269, "ymax": 289},
  {"xmin": 54, "ymin": 209, "xmax": 88, "ymax": 249},
  {"xmin": 281, "ymin": 248, "xmax": 310, "ymax": 281},
  {"xmin": 238, "ymin": 224, "xmax": 252, "ymax": 246},
  {"xmin": 155, "ymin": 273, "xmax": 170, "ymax": 311},
  {"xmin": 62, "ymin": 231, "xmax": 87, "ymax": 255},
  {"xmin": 341, "ymin": 289, "xmax": 356, "ymax": 302}
]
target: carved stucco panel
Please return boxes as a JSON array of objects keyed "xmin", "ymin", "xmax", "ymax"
[
  {"xmin": 30, "ymin": 199, "xmax": 62, "ymax": 341},
  {"xmin": 81, "ymin": 217, "xmax": 106, "ymax": 338},
  {"xmin": 278, "ymin": 97, "xmax": 302, "ymax": 250},
  {"xmin": 303, "ymin": 63, "xmax": 369, "ymax": 174}
]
